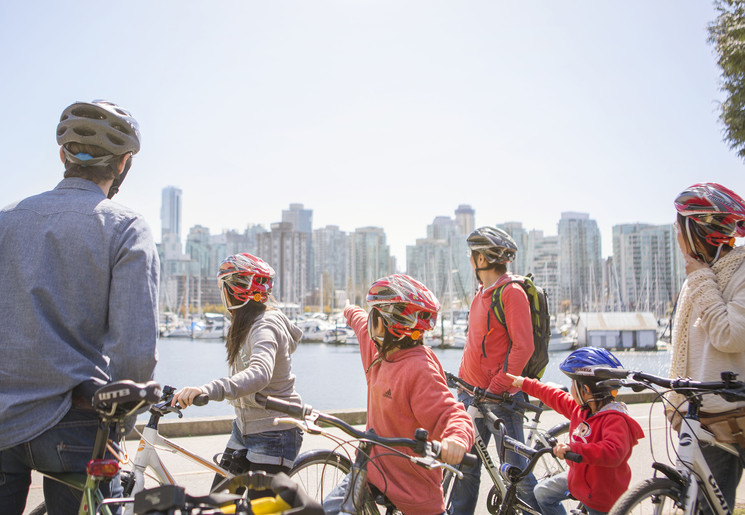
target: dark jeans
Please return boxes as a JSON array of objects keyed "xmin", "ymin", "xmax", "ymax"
[
  {"xmin": 700, "ymin": 442, "xmax": 744, "ymax": 514},
  {"xmin": 451, "ymin": 391, "xmax": 539, "ymax": 514},
  {"xmin": 0, "ymin": 407, "xmax": 122, "ymax": 515}
]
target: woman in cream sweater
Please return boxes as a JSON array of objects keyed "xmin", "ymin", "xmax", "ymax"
[{"xmin": 669, "ymin": 182, "xmax": 745, "ymax": 509}]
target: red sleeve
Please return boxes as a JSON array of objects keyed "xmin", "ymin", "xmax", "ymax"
[
  {"xmin": 409, "ymin": 351, "xmax": 475, "ymax": 451},
  {"xmin": 488, "ymin": 283, "xmax": 534, "ymax": 393},
  {"xmin": 521, "ymin": 378, "xmax": 581, "ymax": 421},
  {"xmin": 344, "ymin": 305, "xmax": 377, "ymax": 371},
  {"xmin": 569, "ymin": 415, "xmax": 636, "ymax": 467}
]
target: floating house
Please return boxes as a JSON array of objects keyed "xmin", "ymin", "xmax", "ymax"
[{"xmin": 576, "ymin": 312, "xmax": 658, "ymax": 350}]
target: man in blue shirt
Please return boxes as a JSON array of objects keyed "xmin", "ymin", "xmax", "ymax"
[{"xmin": 0, "ymin": 100, "xmax": 159, "ymax": 514}]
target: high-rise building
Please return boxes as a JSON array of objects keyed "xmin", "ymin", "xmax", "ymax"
[
  {"xmin": 558, "ymin": 212, "xmax": 602, "ymax": 312},
  {"xmin": 612, "ymin": 223, "xmax": 681, "ymax": 315},
  {"xmin": 455, "ymin": 204, "xmax": 475, "ymax": 236},
  {"xmin": 257, "ymin": 222, "xmax": 309, "ymax": 306},
  {"xmin": 161, "ymin": 186, "xmax": 182, "ymax": 244},
  {"xmin": 282, "ymin": 203, "xmax": 313, "ymax": 234},
  {"xmin": 497, "ymin": 222, "xmax": 529, "ymax": 276},
  {"xmin": 407, "ymin": 213, "xmax": 473, "ymax": 308},
  {"xmin": 527, "ymin": 230, "xmax": 560, "ymax": 314},
  {"xmin": 281, "ymin": 203, "xmax": 313, "ymax": 291},
  {"xmin": 348, "ymin": 227, "xmax": 391, "ymax": 305},
  {"xmin": 313, "ymin": 225, "xmax": 348, "ymax": 295}
]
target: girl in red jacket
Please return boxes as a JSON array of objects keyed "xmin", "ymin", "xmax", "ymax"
[
  {"xmin": 323, "ymin": 274, "xmax": 474, "ymax": 515},
  {"xmin": 507, "ymin": 347, "xmax": 644, "ymax": 515}
]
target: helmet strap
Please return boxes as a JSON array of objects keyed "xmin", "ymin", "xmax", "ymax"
[{"xmin": 107, "ymin": 154, "xmax": 132, "ymax": 199}]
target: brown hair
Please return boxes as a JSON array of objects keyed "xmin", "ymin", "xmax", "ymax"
[
  {"xmin": 225, "ymin": 299, "xmax": 272, "ymax": 366},
  {"xmin": 62, "ymin": 142, "xmax": 121, "ymax": 183},
  {"xmin": 676, "ymin": 213, "xmax": 729, "ymax": 262}
]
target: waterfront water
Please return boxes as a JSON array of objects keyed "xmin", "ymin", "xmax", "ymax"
[{"xmin": 153, "ymin": 337, "xmax": 672, "ymax": 419}]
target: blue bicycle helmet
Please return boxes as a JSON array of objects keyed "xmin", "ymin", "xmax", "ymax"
[{"xmin": 560, "ymin": 347, "xmax": 623, "ymax": 395}]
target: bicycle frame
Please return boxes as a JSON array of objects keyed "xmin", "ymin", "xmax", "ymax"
[
  {"xmin": 124, "ymin": 390, "xmax": 232, "ymax": 514},
  {"xmin": 657, "ymin": 407, "xmax": 738, "ymax": 514}
]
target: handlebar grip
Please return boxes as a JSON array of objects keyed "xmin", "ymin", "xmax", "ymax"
[
  {"xmin": 193, "ymin": 394, "xmax": 209, "ymax": 407},
  {"xmin": 564, "ymin": 451, "xmax": 582, "ymax": 463},
  {"xmin": 265, "ymin": 396, "xmax": 306, "ymax": 419},
  {"xmin": 460, "ymin": 452, "xmax": 478, "ymax": 468}
]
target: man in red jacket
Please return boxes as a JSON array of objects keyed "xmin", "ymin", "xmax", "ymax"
[{"xmin": 451, "ymin": 226, "xmax": 539, "ymax": 513}]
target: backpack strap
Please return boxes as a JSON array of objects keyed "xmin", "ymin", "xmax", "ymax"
[{"xmin": 483, "ymin": 279, "xmax": 523, "ymax": 369}]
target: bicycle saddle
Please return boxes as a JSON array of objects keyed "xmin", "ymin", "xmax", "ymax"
[{"xmin": 93, "ymin": 380, "xmax": 162, "ymax": 418}]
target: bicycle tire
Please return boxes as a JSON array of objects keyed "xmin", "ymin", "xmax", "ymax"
[
  {"xmin": 608, "ymin": 477, "xmax": 688, "ymax": 515},
  {"xmin": 289, "ymin": 449, "xmax": 352, "ymax": 505},
  {"xmin": 531, "ymin": 421, "xmax": 570, "ymax": 481}
]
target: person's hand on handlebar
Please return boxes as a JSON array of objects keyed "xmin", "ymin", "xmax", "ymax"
[
  {"xmin": 172, "ymin": 386, "xmax": 207, "ymax": 408},
  {"xmin": 440, "ymin": 438, "xmax": 467, "ymax": 465},
  {"xmin": 506, "ymin": 372, "xmax": 524, "ymax": 388},
  {"xmin": 553, "ymin": 442, "xmax": 572, "ymax": 460}
]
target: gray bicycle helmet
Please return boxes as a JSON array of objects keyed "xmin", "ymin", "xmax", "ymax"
[
  {"xmin": 466, "ymin": 226, "xmax": 517, "ymax": 264},
  {"xmin": 56, "ymin": 100, "xmax": 141, "ymax": 167}
]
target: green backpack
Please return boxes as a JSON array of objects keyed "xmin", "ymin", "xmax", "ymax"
[{"xmin": 485, "ymin": 273, "xmax": 551, "ymax": 379}]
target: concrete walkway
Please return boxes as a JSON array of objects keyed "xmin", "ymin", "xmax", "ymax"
[{"xmin": 22, "ymin": 401, "xmax": 745, "ymax": 514}]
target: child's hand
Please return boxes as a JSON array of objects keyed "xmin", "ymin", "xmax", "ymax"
[
  {"xmin": 505, "ymin": 373, "xmax": 524, "ymax": 388},
  {"xmin": 440, "ymin": 438, "xmax": 467, "ymax": 465},
  {"xmin": 553, "ymin": 442, "xmax": 571, "ymax": 460},
  {"xmin": 171, "ymin": 386, "xmax": 206, "ymax": 408}
]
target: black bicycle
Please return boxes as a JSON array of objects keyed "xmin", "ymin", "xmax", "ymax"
[
  {"xmin": 443, "ymin": 372, "xmax": 571, "ymax": 512},
  {"xmin": 266, "ymin": 395, "xmax": 477, "ymax": 514}
]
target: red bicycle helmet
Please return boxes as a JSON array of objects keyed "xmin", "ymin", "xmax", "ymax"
[
  {"xmin": 218, "ymin": 253, "xmax": 275, "ymax": 310},
  {"xmin": 674, "ymin": 183, "xmax": 745, "ymax": 247},
  {"xmin": 366, "ymin": 274, "xmax": 440, "ymax": 340}
]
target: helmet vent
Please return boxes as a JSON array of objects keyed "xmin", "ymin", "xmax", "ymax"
[
  {"xmin": 73, "ymin": 127, "xmax": 97, "ymax": 137},
  {"xmin": 71, "ymin": 106, "xmax": 105, "ymax": 120},
  {"xmin": 107, "ymin": 134, "xmax": 125, "ymax": 146}
]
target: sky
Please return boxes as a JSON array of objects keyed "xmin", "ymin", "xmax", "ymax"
[{"xmin": 1, "ymin": 1, "xmax": 742, "ymax": 265}]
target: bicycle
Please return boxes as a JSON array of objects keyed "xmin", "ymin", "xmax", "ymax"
[
  {"xmin": 28, "ymin": 380, "xmax": 163, "ymax": 515},
  {"xmin": 592, "ymin": 367, "xmax": 745, "ymax": 515},
  {"xmin": 265, "ymin": 395, "xmax": 477, "ymax": 514},
  {"xmin": 31, "ymin": 384, "xmax": 235, "ymax": 515},
  {"xmin": 443, "ymin": 371, "xmax": 571, "ymax": 512},
  {"xmin": 488, "ymin": 416, "xmax": 583, "ymax": 515}
]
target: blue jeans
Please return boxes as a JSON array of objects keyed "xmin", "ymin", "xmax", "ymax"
[
  {"xmin": 700, "ymin": 443, "xmax": 744, "ymax": 514},
  {"xmin": 226, "ymin": 421, "xmax": 303, "ymax": 468},
  {"xmin": 534, "ymin": 470, "xmax": 568, "ymax": 515},
  {"xmin": 0, "ymin": 407, "xmax": 123, "ymax": 515},
  {"xmin": 451, "ymin": 391, "xmax": 539, "ymax": 514}
]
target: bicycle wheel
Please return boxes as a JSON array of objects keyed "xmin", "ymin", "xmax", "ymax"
[
  {"xmin": 531, "ymin": 421, "xmax": 570, "ymax": 481},
  {"xmin": 289, "ymin": 449, "xmax": 352, "ymax": 505},
  {"xmin": 608, "ymin": 478, "xmax": 687, "ymax": 515}
]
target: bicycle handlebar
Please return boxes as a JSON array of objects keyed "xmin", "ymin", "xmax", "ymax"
[
  {"xmin": 592, "ymin": 368, "xmax": 745, "ymax": 401},
  {"xmin": 265, "ymin": 396, "xmax": 478, "ymax": 469},
  {"xmin": 445, "ymin": 371, "xmax": 542, "ymax": 414}
]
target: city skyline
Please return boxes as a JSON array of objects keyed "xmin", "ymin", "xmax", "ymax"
[{"xmin": 162, "ymin": 188, "xmax": 682, "ymax": 316}]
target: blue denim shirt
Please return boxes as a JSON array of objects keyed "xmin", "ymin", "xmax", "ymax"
[{"xmin": 0, "ymin": 178, "xmax": 159, "ymax": 450}]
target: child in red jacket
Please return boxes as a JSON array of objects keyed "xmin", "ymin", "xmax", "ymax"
[
  {"xmin": 323, "ymin": 274, "xmax": 474, "ymax": 515},
  {"xmin": 507, "ymin": 347, "xmax": 644, "ymax": 515}
]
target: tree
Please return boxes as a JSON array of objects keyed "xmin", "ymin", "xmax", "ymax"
[{"xmin": 709, "ymin": 0, "xmax": 745, "ymax": 159}]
